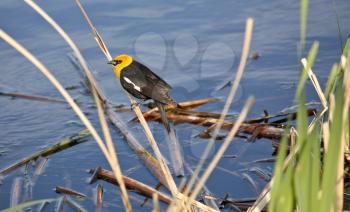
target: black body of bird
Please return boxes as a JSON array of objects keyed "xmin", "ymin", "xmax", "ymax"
[{"xmin": 109, "ymin": 54, "xmax": 184, "ymax": 176}]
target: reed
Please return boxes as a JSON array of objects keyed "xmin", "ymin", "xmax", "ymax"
[
  {"xmin": 181, "ymin": 18, "xmax": 254, "ymax": 205},
  {"xmin": 23, "ymin": 1, "xmax": 132, "ymax": 210}
]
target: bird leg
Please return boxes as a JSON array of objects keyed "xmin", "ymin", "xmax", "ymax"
[{"xmin": 130, "ymin": 101, "xmax": 141, "ymax": 110}]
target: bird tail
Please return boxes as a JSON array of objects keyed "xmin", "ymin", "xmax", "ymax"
[{"xmin": 156, "ymin": 102, "xmax": 184, "ymax": 177}]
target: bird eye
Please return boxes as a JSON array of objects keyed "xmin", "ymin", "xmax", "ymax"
[{"xmin": 116, "ymin": 60, "xmax": 122, "ymax": 64}]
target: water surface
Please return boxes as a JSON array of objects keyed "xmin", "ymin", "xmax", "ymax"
[{"xmin": 0, "ymin": 0, "xmax": 349, "ymax": 210}]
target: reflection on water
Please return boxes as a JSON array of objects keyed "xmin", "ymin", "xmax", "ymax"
[{"xmin": 0, "ymin": 0, "xmax": 349, "ymax": 210}]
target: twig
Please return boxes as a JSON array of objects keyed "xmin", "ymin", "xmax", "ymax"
[
  {"xmin": 10, "ymin": 177, "xmax": 23, "ymax": 207},
  {"xmin": 0, "ymin": 130, "xmax": 90, "ymax": 174},
  {"xmin": 38, "ymin": 200, "xmax": 50, "ymax": 212},
  {"xmin": 95, "ymin": 184, "xmax": 103, "ymax": 212},
  {"xmin": 56, "ymin": 196, "xmax": 66, "ymax": 212},
  {"xmin": 242, "ymin": 173, "xmax": 260, "ymax": 195},
  {"xmin": 89, "ymin": 168, "xmax": 172, "ymax": 204},
  {"xmin": 74, "ymin": 0, "xmax": 112, "ymax": 61},
  {"xmin": 136, "ymin": 97, "xmax": 220, "ymax": 121},
  {"xmin": 33, "ymin": 158, "xmax": 48, "ymax": 177},
  {"xmin": 90, "ymin": 168, "xmax": 217, "ymax": 211},
  {"xmin": 301, "ymin": 58, "xmax": 327, "ymax": 109},
  {"xmin": 64, "ymin": 197, "xmax": 86, "ymax": 212},
  {"xmin": 54, "ymin": 186, "xmax": 87, "ymax": 198},
  {"xmin": 0, "ymin": 91, "xmax": 66, "ymax": 104},
  {"xmin": 156, "ymin": 113, "xmax": 285, "ymax": 140}
]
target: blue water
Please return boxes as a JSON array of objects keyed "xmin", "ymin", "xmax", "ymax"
[{"xmin": 0, "ymin": 0, "xmax": 349, "ymax": 210}]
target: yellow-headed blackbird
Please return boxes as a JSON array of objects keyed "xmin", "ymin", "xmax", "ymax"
[
  {"xmin": 109, "ymin": 54, "xmax": 184, "ymax": 176},
  {"xmin": 109, "ymin": 54, "xmax": 176, "ymax": 107}
]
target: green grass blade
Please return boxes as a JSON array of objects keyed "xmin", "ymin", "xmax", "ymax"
[
  {"xmin": 325, "ymin": 64, "xmax": 340, "ymax": 98},
  {"xmin": 294, "ymin": 95, "xmax": 310, "ymax": 211},
  {"xmin": 309, "ymin": 125, "xmax": 321, "ymax": 212},
  {"xmin": 276, "ymin": 165, "xmax": 295, "ymax": 212},
  {"xmin": 296, "ymin": 41, "xmax": 319, "ymax": 98},
  {"xmin": 300, "ymin": 0, "xmax": 309, "ymax": 56},
  {"xmin": 320, "ymin": 86, "xmax": 345, "ymax": 212},
  {"xmin": 1, "ymin": 199, "xmax": 55, "ymax": 212},
  {"xmin": 342, "ymin": 36, "xmax": 350, "ymax": 56},
  {"xmin": 269, "ymin": 134, "xmax": 289, "ymax": 212},
  {"xmin": 325, "ymin": 37, "xmax": 350, "ymax": 98},
  {"xmin": 331, "ymin": 0, "xmax": 343, "ymax": 54}
]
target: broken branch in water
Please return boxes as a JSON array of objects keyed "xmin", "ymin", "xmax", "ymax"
[
  {"xmin": 0, "ymin": 129, "xmax": 90, "ymax": 174},
  {"xmin": 137, "ymin": 97, "xmax": 220, "ymax": 121},
  {"xmin": 54, "ymin": 186, "xmax": 87, "ymax": 198},
  {"xmin": 0, "ymin": 90, "xmax": 66, "ymax": 104},
  {"xmin": 89, "ymin": 167, "xmax": 218, "ymax": 211},
  {"xmin": 89, "ymin": 168, "xmax": 172, "ymax": 204},
  {"xmin": 95, "ymin": 184, "xmax": 103, "ymax": 212},
  {"xmin": 135, "ymin": 107, "xmax": 317, "ymax": 141},
  {"xmin": 147, "ymin": 112, "xmax": 285, "ymax": 140}
]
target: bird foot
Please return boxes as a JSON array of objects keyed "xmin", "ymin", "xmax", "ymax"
[{"xmin": 130, "ymin": 102, "xmax": 140, "ymax": 110}]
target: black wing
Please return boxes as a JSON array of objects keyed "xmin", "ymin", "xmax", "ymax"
[{"xmin": 121, "ymin": 60, "xmax": 175, "ymax": 105}]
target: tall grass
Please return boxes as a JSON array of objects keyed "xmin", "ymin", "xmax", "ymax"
[{"xmin": 267, "ymin": 29, "xmax": 350, "ymax": 212}]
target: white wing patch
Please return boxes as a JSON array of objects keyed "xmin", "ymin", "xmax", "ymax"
[{"xmin": 123, "ymin": 77, "xmax": 141, "ymax": 92}]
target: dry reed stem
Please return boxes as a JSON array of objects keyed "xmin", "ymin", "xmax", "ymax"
[
  {"xmin": 71, "ymin": 51, "xmax": 168, "ymax": 189},
  {"xmin": 0, "ymin": 29, "xmax": 132, "ymax": 209},
  {"xmin": 182, "ymin": 18, "xmax": 254, "ymax": 202},
  {"xmin": 301, "ymin": 58, "xmax": 329, "ymax": 133},
  {"xmin": 23, "ymin": 1, "xmax": 132, "ymax": 210},
  {"xmin": 336, "ymin": 54, "xmax": 350, "ymax": 211},
  {"xmin": 152, "ymin": 193, "xmax": 159, "ymax": 212},
  {"xmin": 71, "ymin": 1, "xmax": 219, "ymax": 210},
  {"xmin": 93, "ymin": 88, "xmax": 132, "ymax": 211},
  {"xmin": 129, "ymin": 96, "xmax": 178, "ymax": 196},
  {"xmin": 180, "ymin": 96, "xmax": 254, "ymax": 211},
  {"xmin": 74, "ymin": 0, "xmax": 178, "ymax": 196},
  {"xmin": 341, "ymin": 55, "xmax": 347, "ymax": 69},
  {"xmin": 301, "ymin": 58, "xmax": 328, "ymax": 109},
  {"xmin": 73, "ymin": 0, "xmax": 180, "ymax": 203},
  {"xmin": 75, "ymin": 0, "xmax": 113, "ymax": 61},
  {"xmin": 129, "ymin": 99, "xmax": 219, "ymax": 211},
  {"xmin": 290, "ymin": 127, "xmax": 297, "ymax": 150},
  {"xmin": 0, "ymin": 30, "xmax": 109, "ymax": 162},
  {"xmin": 322, "ymin": 122, "xmax": 330, "ymax": 153},
  {"xmin": 24, "ymin": 0, "xmax": 103, "ymax": 98}
]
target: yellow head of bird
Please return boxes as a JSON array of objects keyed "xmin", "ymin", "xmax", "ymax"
[{"xmin": 108, "ymin": 54, "xmax": 133, "ymax": 78}]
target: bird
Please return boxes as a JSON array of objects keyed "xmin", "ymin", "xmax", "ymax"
[
  {"xmin": 108, "ymin": 54, "xmax": 176, "ymax": 109},
  {"xmin": 109, "ymin": 54, "xmax": 184, "ymax": 176}
]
